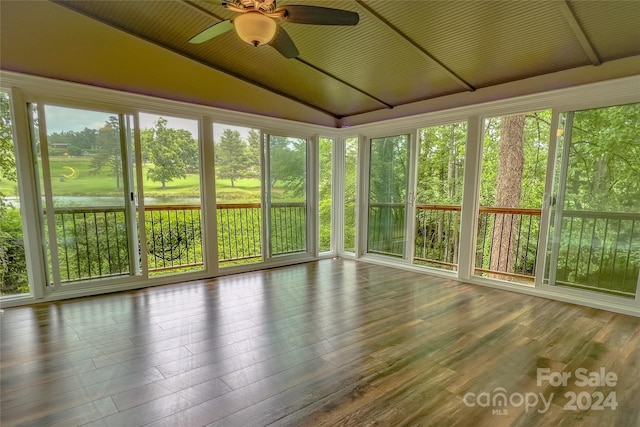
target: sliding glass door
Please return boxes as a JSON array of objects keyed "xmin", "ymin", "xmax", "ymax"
[
  {"xmin": 265, "ymin": 133, "xmax": 308, "ymax": 257},
  {"xmin": 545, "ymin": 103, "xmax": 640, "ymax": 298},
  {"xmin": 413, "ymin": 122, "xmax": 466, "ymax": 270},
  {"xmin": 31, "ymin": 104, "xmax": 138, "ymax": 287},
  {"xmin": 367, "ymin": 134, "xmax": 410, "ymax": 258}
]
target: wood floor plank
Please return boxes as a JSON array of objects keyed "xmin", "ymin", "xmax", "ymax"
[{"xmin": 1, "ymin": 259, "xmax": 638, "ymax": 426}]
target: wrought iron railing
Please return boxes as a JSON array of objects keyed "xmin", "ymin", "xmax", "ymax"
[
  {"xmin": 415, "ymin": 204, "xmax": 461, "ymax": 270},
  {"xmin": 217, "ymin": 203, "xmax": 261, "ymax": 265},
  {"xmin": 551, "ymin": 210, "xmax": 639, "ymax": 298},
  {"xmin": 52, "ymin": 206, "xmax": 131, "ymax": 282},
  {"xmin": 145, "ymin": 204, "xmax": 203, "ymax": 273},
  {"xmin": 47, "ymin": 203, "xmax": 638, "ymax": 296},
  {"xmin": 474, "ymin": 207, "xmax": 541, "ymax": 281},
  {"xmin": 49, "ymin": 202, "xmax": 307, "ymax": 281}
]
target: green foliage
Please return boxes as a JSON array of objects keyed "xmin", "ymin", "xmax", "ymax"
[
  {"xmin": 142, "ymin": 118, "xmax": 198, "ymax": 189},
  {"xmin": 216, "ymin": 128, "xmax": 248, "ymax": 187},
  {"xmin": 55, "ymin": 212, "xmax": 131, "ymax": 281},
  {"xmin": 561, "ymin": 104, "xmax": 640, "ymax": 212},
  {"xmin": 369, "ymin": 135, "xmax": 408, "ymax": 203},
  {"xmin": 368, "ymin": 135, "xmax": 408, "ymax": 255},
  {"xmin": 343, "ymin": 137, "xmax": 358, "ymax": 252},
  {"xmin": 0, "ymin": 208, "xmax": 28, "ymax": 295},
  {"xmin": 549, "ymin": 104, "xmax": 640, "ymax": 296},
  {"xmin": 0, "ymin": 92, "xmax": 17, "ymax": 200},
  {"xmin": 416, "ymin": 122, "xmax": 466, "ymax": 205},
  {"xmin": 268, "ymin": 135, "xmax": 306, "ymax": 200},
  {"xmin": 90, "ymin": 116, "xmax": 124, "ymax": 189},
  {"xmin": 479, "ymin": 111, "xmax": 550, "ymax": 208},
  {"xmin": 0, "ymin": 91, "xmax": 28, "ymax": 295},
  {"xmin": 49, "ymin": 127, "xmax": 97, "ymax": 156},
  {"xmin": 319, "ymin": 137, "xmax": 332, "ymax": 252},
  {"xmin": 146, "ymin": 209, "xmax": 202, "ymax": 271}
]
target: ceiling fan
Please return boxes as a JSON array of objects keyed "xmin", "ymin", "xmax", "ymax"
[{"xmin": 189, "ymin": 0, "xmax": 359, "ymax": 58}]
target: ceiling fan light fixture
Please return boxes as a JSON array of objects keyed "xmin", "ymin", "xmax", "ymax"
[{"xmin": 234, "ymin": 12, "xmax": 277, "ymax": 47}]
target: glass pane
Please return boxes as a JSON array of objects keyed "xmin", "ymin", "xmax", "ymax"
[
  {"xmin": 319, "ymin": 137, "xmax": 333, "ymax": 253},
  {"xmin": 268, "ymin": 134, "xmax": 307, "ymax": 256},
  {"xmin": 139, "ymin": 113, "xmax": 203, "ymax": 276},
  {"xmin": 343, "ymin": 137, "xmax": 358, "ymax": 253},
  {"xmin": 35, "ymin": 105, "xmax": 132, "ymax": 283},
  {"xmin": 475, "ymin": 111, "xmax": 550, "ymax": 283},
  {"xmin": 546, "ymin": 104, "xmax": 640, "ymax": 298},
  {"xmin": 367, "ymin": 134, "xmax": 409, "ymax": 258},
  {"xmin": 414, "ymin": 122, "xmax": 466, "ymax": 271},
  {"xmin": 214, "ymin": 123, "xmax": 262, "ymax": 267},
  {"xmin": 0, "ymin": 91, "xmax": 29, "ymax": 296}
]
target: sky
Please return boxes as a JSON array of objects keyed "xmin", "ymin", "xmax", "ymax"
[{"xmin": 43, "ymin": 105, "xmax": 253, "ymax": 141}]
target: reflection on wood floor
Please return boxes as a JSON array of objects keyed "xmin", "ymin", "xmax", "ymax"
[{"xmin": 1, "ymin": 259, "xmax": 638, "ymax": 426}]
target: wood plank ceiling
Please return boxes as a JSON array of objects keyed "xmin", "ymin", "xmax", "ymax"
[{"xmin": 3, "ymin": 1, "xmax": 640, "ymax": 126}]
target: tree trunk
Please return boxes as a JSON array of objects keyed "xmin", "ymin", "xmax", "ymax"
[{"xmin": 490, "ymin": 114, "xmax": 525, "ymax": 278}]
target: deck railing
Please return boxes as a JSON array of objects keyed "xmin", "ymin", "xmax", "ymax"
[
  {"xmin": 474, "ymin": 207, "xmax": 541, "ymax": 281},
  {"xmin": 145, "ymin": 204, "xmax": 203, "ymax": 272},
  {"xmin": 49, "ymin": 202, "xmax": 307, "ymax": 281},
  {"xmin": 551, "ymin": 210, "xmax": 639, "ymax": 297},
  {"xmin": 48, "ymin": 203, "xmax": 638, "ymax": 295},
  {"xmin": 52, "ymin": 206, "xmax": 131, "ymax": 282}
]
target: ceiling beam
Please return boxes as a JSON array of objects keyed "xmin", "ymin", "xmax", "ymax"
[
  {"xmin": 557, "ymin": 1, "xmax": 601, "ymax": 66},
  {"xmin": 355, "ymin": 0, "xmax": 474, "ymax": 92},
  {"xmin": 52, "ymin": 0, "xmax": 340, "ymax": 118},
  {"xmin": 295, "ymin": 58, "xmax": 393, "ymax": 111},
  {"xmin": 183, "ymin": 0, "xmax": 388, "ymax": 116}
]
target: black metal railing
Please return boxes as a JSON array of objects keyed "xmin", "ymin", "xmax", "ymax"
[
  {"xmin": 217, "ymin": 203, "xmax": 262, "ymax": 265},
  {"xmin": 145, "ymin": 204, "xmax": 203, "ymax": 273},
  {"xmin": 368, "ymin": 203, "xmax": 406, "ymax": 257},
  {"xmin": 52, "ymin": 206, "xmax": 131, "ymax": 282},
  {"xmin": 49, "ymin": 202, "xmax": 308, "ymax": 281},
  {"xmin": 414, "ymin": 204, "xmax": 461, "ymax": 270},
  {"xmin": 474, "ymin": 207, "xmax": 541, "ymax": 281},
  {"xmin": 46, "ymin": 203, "xmax": 639, "ymax": 296},
  {"xmin": 270, "ymin": 202, "xmax": 306, "ymax": 255},
  {"xmin": 551, "ymin": 210, "xmax": 639, "ymax": 298}
]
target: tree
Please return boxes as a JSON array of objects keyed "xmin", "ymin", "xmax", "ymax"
[
  {"xmin": 245, "ymin": 128, "xmax": 261, "ymax": 180},
  {"xmin": 416, "ymin": 122, "xmax": 466, "ymax": 205},
  {"xmin": 268, "ymin": 135, "xmax": 306, "ymax": 199},
  {"xmin": 215, "ymin": 128, "xmax": 247, "ymax": 188},
  {"xmin": 90, "ymin": 116, "xmax": 123, "ymax": 189},
  {"xmin": 48, "ymin": 127, "xmax": 97, "ymax": 156},
  {"xmin": 563, "ymin": 104, "xmax": 640, "ymax": 212},
  {"xmin": 0, "ymin": 91, "xmax": 28, "ymax": 295},
  {"xmin": 490, "ymin": 114, "xmax": 525, "ymax": 276},
  {"xmin": 142, "ymin": 118, "xmax": 198, "ymax": 189},
  {"xmin": 0, "ymin": 92, "xmax": 16, "ymax": 198},
  {"xmin": 318, "ymin": 137, "xmax": 333, "ymax": 252}
]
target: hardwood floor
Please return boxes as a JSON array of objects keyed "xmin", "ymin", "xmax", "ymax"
[{"xmin": 1, "ymin": 259, "xmax": 638, "ymax": 426}]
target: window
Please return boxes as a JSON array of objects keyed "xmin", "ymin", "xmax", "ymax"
[
  {"xmin": 318, "ymin": 137, "xmax": 333, "ymax": 253},
  {"xmin": 343, "ymin": 137, "xmax": 358, "ymax": 254},
  {"xmin": 0, "ymin": 90, "xmax": 29, "ymax": 296},
  {"xmin": 414, "ymin": 122, "xmax": 467, "ymax": 271},
  {"xmin": 475, "ymin": 111, "xmax": 550, "ymax": 282},
  {"xmin": 213, "ymin": 123, "xmax": 263, "ymax": 267},
  {"xmin": 140, "ymin": 113, "xmax": 203, "ymax": 276},
  {"xmin": 545, "ymin": 103, "xmax": 640, "ymax": 298},
  {"xmin": 367, "ymin": 134, "xmax": 410, "ymax": 258}
]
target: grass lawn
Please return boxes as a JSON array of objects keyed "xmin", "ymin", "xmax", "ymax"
[{"xmin": 1, "ymin": 156, "xmax": 296, "ymax": 203}]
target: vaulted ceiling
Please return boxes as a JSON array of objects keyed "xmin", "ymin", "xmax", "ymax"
[{"xmin": 1, "ymin": 1, "xmax": 639, "ymax": 127}]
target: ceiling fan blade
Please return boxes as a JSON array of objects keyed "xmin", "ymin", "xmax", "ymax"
[
  {"xmin": 189, "ymin": 20, "xmax": 234, "ymax": 44},
  {"xmin": 269, "ymin": 26, "xmax": 299, "ymax": 58},
  {"xmin": 281, "ymin": 5, "xmax": 359, "ymax": 25}
]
